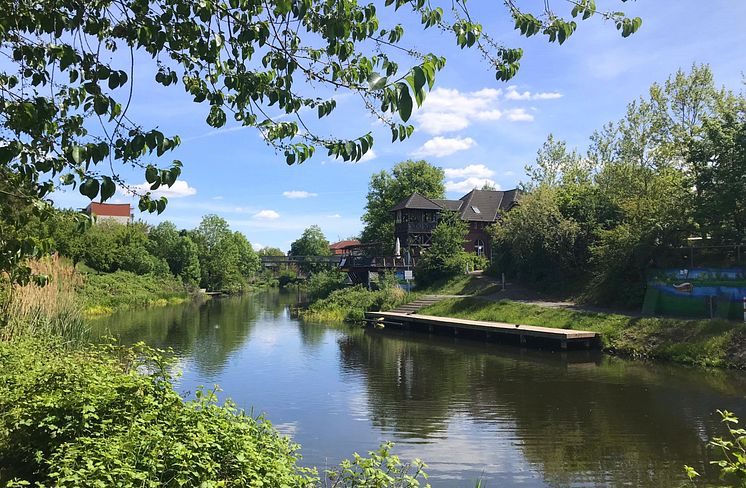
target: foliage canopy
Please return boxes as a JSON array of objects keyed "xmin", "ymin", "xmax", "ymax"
[{"xmin": 0, "ymin": 0, "xmax": 641, "ymax": 283}]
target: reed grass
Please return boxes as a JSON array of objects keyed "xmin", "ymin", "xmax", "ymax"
[{"xmin": 1, "ymin": 255, "xmax": 88, "ymax": 343}]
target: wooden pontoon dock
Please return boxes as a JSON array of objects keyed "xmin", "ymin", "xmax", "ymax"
[{"xmin": 364, "ymin": 311, "xmax": 601, "ymax": 350}]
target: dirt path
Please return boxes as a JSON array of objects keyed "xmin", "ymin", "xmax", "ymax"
[{"xmin": 452, "ymin": 272, "xmax": 643, "ymax": 318}]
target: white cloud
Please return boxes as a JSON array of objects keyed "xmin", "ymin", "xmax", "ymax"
[
  {"xmin": 474, "ymin": 110, "xmax": 503, "ymax": 121},
  {"xmin": 254, "ymin": 209, "xmax": 280, "ymax": 220},
  {"xmin": 252, "ymin": 242, "xmax": 265, "ymax": 251},
  {"xmin": 327, "ymin": 214, "xmax": 342, "ymax": 218},
  {"xmin": 415, "ymin": 88, "xmax": 502, "ymax": 135},
  {"xmin": 445, "ymin": 177, "xmax": 500, "ymax": 193},
  {"xmin": 443, "ymin": 164, "xmax": 495, "ymax": 179},
  {"xmin": 505, "ymin": 86, "xmax": 563, "ymax": 101},
  {"xmin": 413, "ymin": 136, "xmax": 476, "ymax": 157},
  {"xmin": 359, "ymin": 149, "xmax": 377, "ymax": 162},
  {"xmin": 212, "ymin": 196, "xmax": 224, "ymax": 200},
  {"xmin": 504, "ymin": 108, "xmax": 534, "ymax": 122},
  {"xmin": 413, "ymin": 86, "xmax": 550, "ymax": 134},
  {"xmin": 283, "ymin": 190, "xmax": 318, "ymax": 199},
  {"xmin": 121, "ymin": 179, "xmax": 197, "ymax": 198}
]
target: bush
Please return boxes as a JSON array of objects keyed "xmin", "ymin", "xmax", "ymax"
[
  {"xmin": 465, "ymin": 253, "xmax": 489, "ymax": 272},
  {"xmin": 78, "ymin": 270, "xmax": 188, "ymax": 313},
  {"xmin": 0, "ymin": 339, "xmax": 315, "ymax": 487},
  {"xmin": 278, "ymin": 266, "xmax": 299, "ymax": 288},
  {"xmin": 306, "ymin": 269, "xmax": 347, "ymax": 302},
  {"xmin": 415, "ymin": 211, "xmax": 469, "ymax": 286},
  {"xmin": 0, "ymin": 339, "xmax": 432, "ymax": 487},
  {"xmin": 303, "ymin": 285, "xmax": 407, "ymax": 322}
]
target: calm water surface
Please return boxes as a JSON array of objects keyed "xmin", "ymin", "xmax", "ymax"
[{"xmin": 90, "ymin": 291, "xmax": 746, "ymax": 487}]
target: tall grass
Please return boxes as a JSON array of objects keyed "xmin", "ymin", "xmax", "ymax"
[{"xmin": 1, "ymin": 255, "xmax": 88, "ymax": 343}]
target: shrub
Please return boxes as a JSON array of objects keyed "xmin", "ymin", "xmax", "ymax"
[
  {"xmin": 78, "ymin": 270, "xmax": 188, "ymax": 313},
  {"xmin": 306, "ymin": 269, "xmax": 347, "ymax": 302},
  {"xmin": 0, "ymin": 339, "xmax": 315, "ymax": 487},
  {"xmin": 0, "ymin": 339, "xmax": 431, "ymax": 487},
  {"xmin": 303, "ymin": 285, "xmax": 407, "ymax": 322}
]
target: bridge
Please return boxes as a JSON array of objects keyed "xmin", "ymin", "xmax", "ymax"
[
  {"xmin": 259, "ymin": 255, "xmax": 417, "ymax": 269},
  {"xmin": 259, "ymin": 255, "xmax": 342, "ymax": 268}
]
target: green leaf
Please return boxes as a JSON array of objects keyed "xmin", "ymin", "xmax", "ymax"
[
  {"xmin": 79, "ymin": 178, "xmax": 99, "ymax": 200},
  {"xmin": 70, "ymin": 146, "xmax": 84, "ymax": 165},
  {"xmin": 397, "ymin": 84, "xmax": 413, "ymax": 122},
  {"xmin": 100, "ymin": 176, "xmax": 115, "ymax": 201},
  {"xmin": 145, "ymin": 165, "xmax": 158, "ymax": 183},
  {"xmin": 367, "ymin": 72, "xmax": 387, "ymax": 91}
]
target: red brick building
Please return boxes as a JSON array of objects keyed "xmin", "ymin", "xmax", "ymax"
[
  {"xmin": 390, "ymin": 189, "xmax": 520, "ymax": 258},
  {"xmin": 329, "ymin": 239, "xmax": 361, "ymax": 255},
  {"xmin": 84, "ymin": 202, "xmax": 134, "ymax": 224}
]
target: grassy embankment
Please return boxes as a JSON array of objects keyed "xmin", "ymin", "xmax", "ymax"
[
  {"xmin": 298, "ymin": 270, "xmax": 414, "ymax": 323},
  {"xmin": 79, "ymin": 270, "xmax": 191, "ymax": 316},
  {"xmin": 418, "ymin": 281, "xmax": 746, "ymax": 369}
]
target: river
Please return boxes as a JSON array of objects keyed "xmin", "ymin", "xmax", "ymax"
[{"xmin": 90, "ymin": 290, "xmax": 746, "ymax": 487}]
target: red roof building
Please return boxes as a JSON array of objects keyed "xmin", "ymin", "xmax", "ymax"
[
  {"xmin": 329, "ymin": 239, "xmax": 361, "ymax": 255},
  {"xmin": 84, "ymin": 202, "xmax": 133, "ymax": 224}
]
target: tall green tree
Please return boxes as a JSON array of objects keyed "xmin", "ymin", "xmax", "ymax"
[
  {"xmin": 290, "ymin": 225, "xmax": 331, "ymax": 273},
  {"xmin": 689, "ymin": 98, "xmax": 746, "ymax": 244},
  {"xmin": 257, "ymin": 247, "xmax": 285, "ymax": 258},
  {"xmin": 416, "ymin": 211, "xmax": 468, "ymax": 285},
  {"xmin": 361, "ymin": 160, "xmax": 446, "ymax": 253},
  {"xmin": 192, "ymin": 215, "xmax": 253, "ymax": 292}
]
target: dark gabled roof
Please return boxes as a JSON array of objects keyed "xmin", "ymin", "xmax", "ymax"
[
  {"xmin": 432, "ymin": 199, "xmax": 463, "ymax": 212},
  {"xmin": 390, "ymin": 188, "xmax": 522, "ymax": 222},
  {"xmin": 458, "ymin": 189, "xmax": 505, "ymax": 222},
  {"xmin": 501, "ymin": 189, "xmax": 522, "ymax": 212},
  {"xmin": 390, "ymin": 192, "xmax": 443, "ymax": 211}
]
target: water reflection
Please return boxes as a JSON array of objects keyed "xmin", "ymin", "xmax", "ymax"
[
  {"xmin": 340, "ymin": 328, "xmax": 746, "ymax": 486},
  {"xmin": 89, "ymin": 292, "xmax": 746, "ymax": 487}
]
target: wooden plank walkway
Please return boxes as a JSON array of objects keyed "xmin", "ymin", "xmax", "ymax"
[{"xmin": 364, "ymin": 311, "xmax": 600, "ymax": 350}]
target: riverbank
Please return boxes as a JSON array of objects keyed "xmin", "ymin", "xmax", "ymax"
[
  {"xmin": 301, "ymin": 284, "xmax": 411, "ymax": 322},
  {"xmin": 420, "ymin": 297, "xmax": 746, "ymax": 369},
  {"xmin": 79, "ymin": 270, "xmax": 193, "ymax": 316}
]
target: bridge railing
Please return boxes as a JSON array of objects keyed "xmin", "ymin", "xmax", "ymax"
[{"xmin": 260, "ymin": 255, "xmax": 342, "ymax": 266}]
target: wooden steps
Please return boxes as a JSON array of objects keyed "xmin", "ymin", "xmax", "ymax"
[{"xmin": 390, "ymin": 295, "xmax": 443, "ymax": 314}]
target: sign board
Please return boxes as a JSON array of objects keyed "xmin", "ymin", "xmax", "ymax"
[{"xmin": 404, "ymin": 270, "xmax": 414, "ymax": 280}]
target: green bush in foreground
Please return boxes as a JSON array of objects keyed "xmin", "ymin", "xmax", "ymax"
[
  {"xmin": 0, "ymin": 339, "xmax": 314, "ymax": 487},
  {"xmin": 0, "ymin": 338, "xmax": 431, "ymax": 487}
]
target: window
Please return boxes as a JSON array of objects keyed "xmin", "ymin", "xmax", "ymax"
[
  {"xmin": 474, "ymin": 239, "xmax": 485, "ymax": 256},
  {"xmin": 471, "ymin": 205, "xmax": 481, "ymax": 214}
]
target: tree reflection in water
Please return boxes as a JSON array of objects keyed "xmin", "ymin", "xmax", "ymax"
[{"xmin": 337, "ymin": 327, "xmax": 746, "ymax": 487}]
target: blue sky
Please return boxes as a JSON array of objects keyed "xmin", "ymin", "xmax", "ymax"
[{"xmin": 52, "ymin": 1, "xmax": 746, "ymax": 252}]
